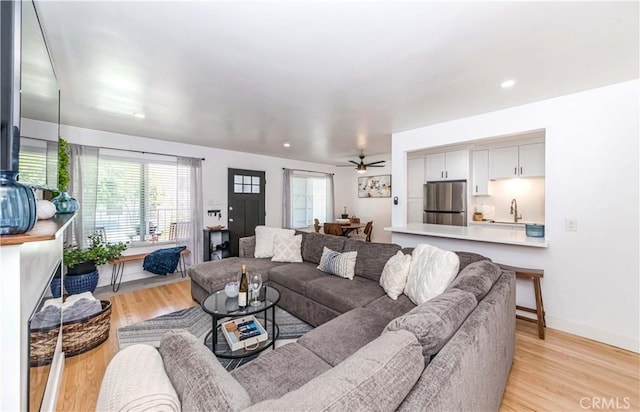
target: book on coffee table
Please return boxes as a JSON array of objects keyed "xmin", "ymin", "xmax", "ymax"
[{"xmin": 221, "ymin": 315, "xmax": 268, "ymax": 351}]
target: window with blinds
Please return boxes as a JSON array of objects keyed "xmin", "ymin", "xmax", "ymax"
[
  {"xmin": 18, "ymin": 137, "xmax": 57, "ymax": 186},
  {"xmin": 291, "ymin": 175, "xmax": 329, "ymax": 228},
  {"xmin": 95, "ymin": 150, "xmax": 191, "ymax": 244}
]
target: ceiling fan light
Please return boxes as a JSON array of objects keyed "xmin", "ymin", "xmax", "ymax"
[{"xmin": 357, "ymin": 165, "xmax": 367, "ymax": 173}]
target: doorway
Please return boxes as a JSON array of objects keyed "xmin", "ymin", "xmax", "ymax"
[{"xmin": 227, "ymin": 168, "xmax": 266, "ymax": 256}]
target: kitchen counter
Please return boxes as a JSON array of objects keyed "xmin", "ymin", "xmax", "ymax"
[{"xmin": 385, "ymin": 223, "xmax": 548, "ymax": 248}]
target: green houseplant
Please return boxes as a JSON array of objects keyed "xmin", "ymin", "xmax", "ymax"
[
  {"xmin": 64, "ymin": 232, "xmax": 127, "ymax": 274},
  {"xmin": 57, "ymin": 233, "xmax": 127, "ymax": 295},
  {"xmin": 52, "ymin": 137, "xmax": 79, "ymax": 214}
]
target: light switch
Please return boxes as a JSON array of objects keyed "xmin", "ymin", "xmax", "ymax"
[{"xmin": 565, "ymin": 219, "xmax": 577, "ymax": 232}]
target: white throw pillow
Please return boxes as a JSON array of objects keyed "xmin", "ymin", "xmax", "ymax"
[
  {"xmin": 317, "ymin": 247, "xmax": 357, "ymax": 280},
  {"xmin": 379, "ymin": 251, "xmax": 412, "ymax": 300},
  {"xmin": 403, "ymin": 244, "xmax": 460, "ymax": 305},
  {"xmin": 254, "ymin": 226, "xmax": 295, "ymax": 258},
  {"xmin": 271, "ymin": 234, "xmax": 303, "ymax": 263}
]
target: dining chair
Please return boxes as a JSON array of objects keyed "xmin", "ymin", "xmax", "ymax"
[
  {"xmin": 314, "ymin": 218, "xmax": 321, "ymax": 233},
  {"xmin": 363, "ymin": 221, "xmax": 373, "ymax": 242},
  {"xmin": 323, "ymin": 223, "xmax": 343, "ymax": 236}
]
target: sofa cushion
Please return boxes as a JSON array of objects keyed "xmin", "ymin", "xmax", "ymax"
[
  {"xmin": 231, "ymin": 342, "xmax": 332, "ymax": 404},
  {"xmin": 447, "ymin": 260, "xmax": 502, "ymax": 300},
  {"xmin": 268, "ymin": 262, "xmax": 332, "ymax": 295},
  {"xmin": 159, "ymin": 331, "xmax": 251, "ymax": 412},
  {"xmin": 298, "ymin": 307, "xmax": 394, "ymax": 366},
  {"xmin": 343, "ymin": 238, "xmax": 402, "ymax": 282},
  {"xmin": 379, "ymin": 250, "xmax": 412, "ymax": 300},
  {"xmin": 271, "ymin": 234, "xmax": 303, "ymax": 263},
  {"xmin": 189, "ymin": 257, "xmax": 281, "ymax": 295},
  {"xmin": 317, "ymin": 247, "xmax": 357, "ymax": 279},
  {"xmin": 385, "ymin": 288, "xmax": 477, "ymax": 357},
  {"xmin": 455, "ymin": 251, "xmax": 492, "ymax": 271},
  {"xmin": 305, "ymin": 276, "xmax": 385, "ymax": 313},
  {"xmin": 365, "ymin": 293, "xmax": 416, "ymax": 320},
  {"xmin": 301, "ymin": 232, "xmax": 347, "ymax": 264},
  {"xmin": 404, "ymin": 244, "xmax": 460, "ymax": 305},
  {"xmin": 254, "ymin": 226, "xmax": 295, "ymax": 258},
  {"xmin": 96, "ymin": 344, "xmax": 180, "ymax": 412},
  {"xmin": 245, "ymin": 330, "xmax": 424, "ymax": 412}
]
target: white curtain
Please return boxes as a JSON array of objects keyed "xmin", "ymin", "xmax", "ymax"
[
  {"xmin": 326, "ymin": 173, "xmax": 334, "ymax": 222},
  {"xmin": 177, "ymin": 157, "xmax": 203, "ymax": 265},
  {"xmin": 282, "ymin": 168, "xmax": 293, "ymax": 228},
  {"xmin": 69, "ymin": 144, "xmax": 99, "ymax": 248}
]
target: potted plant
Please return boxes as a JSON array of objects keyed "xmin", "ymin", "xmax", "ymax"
[
  {"xmin": 51, "ymin": 138, "xmax": 79, "ymax": 214},
  {"xmin": 60, "ymin": 232, "xmax": 127, "ymax": 295}
]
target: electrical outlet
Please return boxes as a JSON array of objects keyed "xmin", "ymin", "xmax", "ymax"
[{"xmin": 565, "ymin": 219, "xmax": 578, "ymax": 232}]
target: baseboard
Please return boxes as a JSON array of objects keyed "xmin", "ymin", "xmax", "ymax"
[{"xmin": 546, "ymin": 316, "xmax": 639, "ymax": 353}]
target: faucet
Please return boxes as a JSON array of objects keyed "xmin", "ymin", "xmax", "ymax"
[{"xmin": 510, "ymin": 199, "xmax": 523, "ymax": 222}]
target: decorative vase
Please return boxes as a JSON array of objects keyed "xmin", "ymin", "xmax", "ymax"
[
  {"xmin": 50, "ymin": 276, "xmax": 62, "ymax": 298},
  {"xmin": 52, "ymin": 190, "xmax": 79, "ymax": 214},
  {"xmin": 0, "ymin": 170, "xmax": 37, "ymax": 235}
]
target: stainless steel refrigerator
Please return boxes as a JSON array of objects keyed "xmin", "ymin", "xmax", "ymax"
[{"xmin": 423, "ymin": 180, "xmax": 467, "ymax": 226}]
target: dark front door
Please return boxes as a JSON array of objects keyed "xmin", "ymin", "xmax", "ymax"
[{"xmin": 227, "ymin": 168, "xmax": 266, "ymax": 256}]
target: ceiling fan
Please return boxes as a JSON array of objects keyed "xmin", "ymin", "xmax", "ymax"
[{"xmin": 337, "ymin": 154, "xmax": 386, "ymax": 174}]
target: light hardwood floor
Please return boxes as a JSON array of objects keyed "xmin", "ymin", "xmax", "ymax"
[{"xmin": 55, "ymin": 279, "xmax": 639, "ymax": 411}]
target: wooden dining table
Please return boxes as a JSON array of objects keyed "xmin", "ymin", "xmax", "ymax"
[{"xmin": 324, "ymin": 222, "xmax": 365, "ymax": 237}]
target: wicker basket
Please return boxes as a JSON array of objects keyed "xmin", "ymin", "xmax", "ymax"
[{"xmin": 30, "ymin": 300, "xmax": 112, "ymax": 367}]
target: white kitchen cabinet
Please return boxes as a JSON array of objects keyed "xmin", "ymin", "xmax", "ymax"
[
  {"xmin": 425, "ymin": 150, "xmax": 468, "ymax": 181},
  {"xmin": 407, "ymin": 198, "xmax": 424, "ymax": 223},
  {"xmin": 518, "ymin": 143, "xmax": 545, "ymax": 177},
  {"xmin": 407, "ymin": 157, "xmax": 425, "ymax": 198},
  {"xmin": 489, "ymin": 143, "xmax": 545, "ymax": 179},
  {"xmin": 472, "ymin": 150, "xmax": 490, "ymax": 196},
  {"xmin": 425, "ymin": 153, "xmax": 445, "ymax": 181}
]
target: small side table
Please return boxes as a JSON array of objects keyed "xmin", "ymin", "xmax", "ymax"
[{"xmin": 499, "ymin": 264, "xmax": 546, "ymax": 339}]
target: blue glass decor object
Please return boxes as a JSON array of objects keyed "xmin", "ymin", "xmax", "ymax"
[
  {"xmin": 0, "ymin": 170, "xmax": 37, "ymax": 235},
  {"xmin": 52, "ymin": 190, "xmax": 79, "ymax": 214}
]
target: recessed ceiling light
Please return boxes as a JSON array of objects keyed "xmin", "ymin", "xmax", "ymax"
[
  {"xmin": 133, "ymin": 112, "xmax": 146, "ymax": 119},
  {"xmin": 500, "ymin": 79, "xmax": 516, "ymax": 89},
  {"xmin": 283, "ymin": 142, "xmax": 291, "ymax": 148}
]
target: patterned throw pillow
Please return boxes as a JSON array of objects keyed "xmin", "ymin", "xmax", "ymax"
[
  {"xmin": 254, "ymin": 226, "xmax": 295, "ymax": 258},
  {"xmin": 317, "ymin": 247, "xmax": 357, "ymax": 280},
  {"xmin": 271, "ymin": 234, "xmax": 303, "ymax": 263}
]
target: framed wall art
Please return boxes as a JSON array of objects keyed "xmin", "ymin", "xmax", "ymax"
[{"xmin": 358, "ymin": 175, "xmax": 391, "ymax": 198}]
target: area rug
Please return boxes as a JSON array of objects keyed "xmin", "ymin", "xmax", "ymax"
[{"xmin": 117, "ymin": 305, "xmax": 313, "ymax": 369}]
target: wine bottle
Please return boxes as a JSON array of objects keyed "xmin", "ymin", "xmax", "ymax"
[{"xmin": 238, "ymin": 264, "xmax": 248, "ymax": 308}]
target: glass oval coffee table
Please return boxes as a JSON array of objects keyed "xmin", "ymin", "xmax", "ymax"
[{"xmin": 201, "ymin": 285, "xmax": 280, "ymax": 359}]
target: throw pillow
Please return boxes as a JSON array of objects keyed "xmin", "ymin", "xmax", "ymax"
[
  {"xmin": 159, "ymin": 331, "xmax": 252, "ymax": 412},
  {"xmin": 379, "ymin": 251, "xmax": 412, "ymax": 300},
  {"xmin": 271, "ymin": 234, "xmax": 303, "ymax": 263},
  {"xmin": 254, "ymin": 226, "xmax": 295, "ymax": 258},
  {"xmin": 317, "ymin": 247, "xmax": 357, "ymax": 280},
  {"xmin": 403, "ymin": 243, "xmax": 460, "ymax": 305}
]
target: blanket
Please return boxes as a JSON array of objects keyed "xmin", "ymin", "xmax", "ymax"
[{"xmin": 143, "ymin": 246, "xmax": 187, "ymax": 276}]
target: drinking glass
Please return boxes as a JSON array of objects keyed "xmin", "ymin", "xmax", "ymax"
[{"xmin": 249, "ymin": 273, "xmax": 263, "ymax": 307}]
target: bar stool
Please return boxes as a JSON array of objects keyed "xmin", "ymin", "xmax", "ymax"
[{"xmin": 498, "ymin": 264, "xmax": 546, "ymax": 339}]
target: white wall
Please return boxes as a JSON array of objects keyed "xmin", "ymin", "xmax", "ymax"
[
  {"xmin": 334, "ymin": 153, "xmax": 392, "ymax": 243},
  {"xmin": 390, "ymin": 80, "xmax": 640, "ymax": 352},
  {"xmin": 59, "ymin": 124, "xmax": 345, "ymax": 285}
]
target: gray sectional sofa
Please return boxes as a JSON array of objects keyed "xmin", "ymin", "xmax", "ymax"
[{"xmin": 98, "ymin": 232, "xmax": 516, "ymax": 412}]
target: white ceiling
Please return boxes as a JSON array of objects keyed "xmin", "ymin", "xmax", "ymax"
[{"xmin": 34, "ymin": 1, "xmax": 639, "ymax": 165}]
